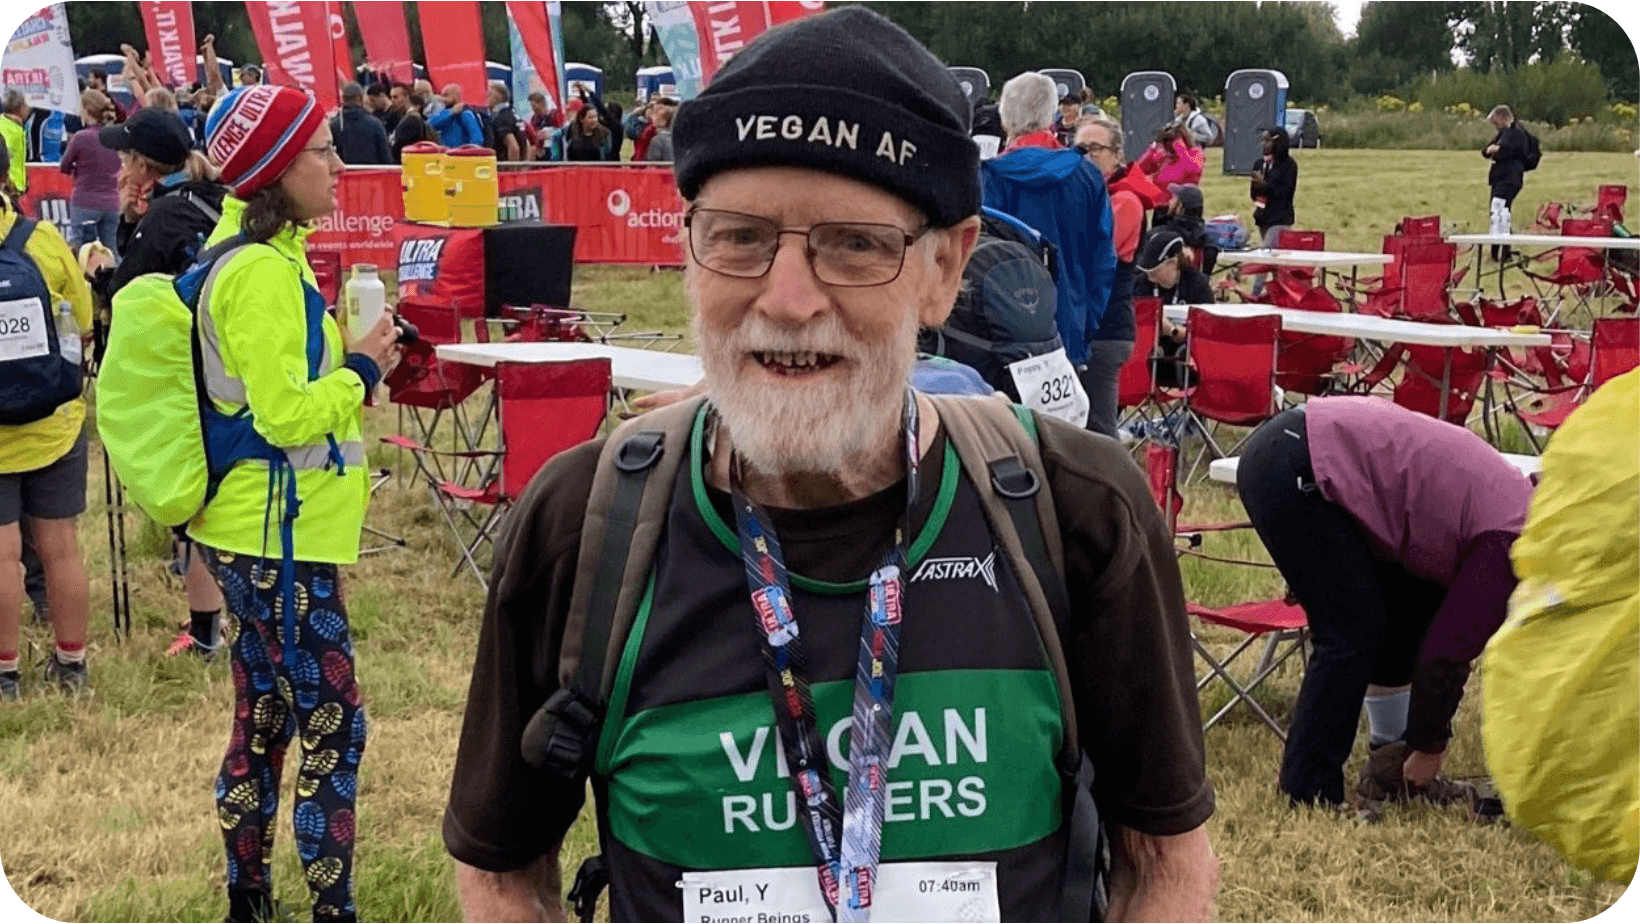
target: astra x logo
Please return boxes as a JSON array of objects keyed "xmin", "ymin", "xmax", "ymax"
[{"xmin": 910, "ymin": 553, "xmax": 997, "ymax": 591}]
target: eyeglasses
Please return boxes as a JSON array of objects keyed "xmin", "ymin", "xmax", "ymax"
[
  {"xmin": 683, "ymin": 208, "xmax": 928, "ymax": 287},
  {"xmin": 301, "ymin": 142, "xmax": 339, "ymax": 159},
  {"xmin": 1075, "ymin": 141, "xmax": 1116, "ymax": 156}
]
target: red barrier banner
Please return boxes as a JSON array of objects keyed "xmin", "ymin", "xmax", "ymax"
[
  {"xmin": 354, "ymin": 0, "xmax": 414, "ymax": 83},
  {"xmin": 21, "ymin": 163, "xmax": 687, "ymax": 269},
  {"xmin": 418, "ymin": 1, "xmax": 488, "ymax": 106},
  {"xmin": 140, "ymin": 1, "xmax": 196, "ymax": 87},
  {"xmin": 243, "ymin": 1, "xmax": 341, "ymax": 111}
]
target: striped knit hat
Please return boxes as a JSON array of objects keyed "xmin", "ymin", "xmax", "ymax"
[{"xmin": 204, "ymin": 85, "xmax": 324, "ymax": 198}]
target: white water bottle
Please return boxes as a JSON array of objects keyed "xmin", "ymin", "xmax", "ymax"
[
  {"xmin": 345, "ymin": 264, "xmax": 386, "ymax": 339},
  {"xmin": 57, "ymin": 300, "xmax": 81, "ymax": 366}
]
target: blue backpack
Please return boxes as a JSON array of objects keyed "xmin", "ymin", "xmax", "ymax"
[{"xmin": 0, "ymin": 218, "xmax": 82, "ymax": 425}]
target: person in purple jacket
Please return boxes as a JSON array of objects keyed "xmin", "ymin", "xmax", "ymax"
[
  {"xmin": 59, "ymin": 89, "xmax": 124, "ymax": 248},
  {"xmin": 1235, "ymin": 396, "xmax": 1533, "ymax": 808}
]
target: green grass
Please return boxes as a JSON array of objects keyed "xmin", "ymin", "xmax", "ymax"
[{"xmin": 3, "ymin": 149, "xmax": 1636, "ymax": 922}]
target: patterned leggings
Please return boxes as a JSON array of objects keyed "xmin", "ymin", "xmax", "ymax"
[{"xmin": 202, "ymin": 548, "xmax": 367, "ymax": 922}]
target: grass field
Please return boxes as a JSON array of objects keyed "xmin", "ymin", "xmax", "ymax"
[{"xmin": 2, "ymin": 150, "xmax": 1636, "ymax": 922}]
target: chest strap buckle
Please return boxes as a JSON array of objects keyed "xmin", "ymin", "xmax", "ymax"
[{"xmin": 520, "ymin": 688, "xmax": 601, "ymax": 778}]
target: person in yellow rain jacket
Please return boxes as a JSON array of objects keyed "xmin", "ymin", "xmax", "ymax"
[
  {"xmin": 0, "ymin": 146, "xmax": 94, "ymax": 700},
  {"xmin": 1483, "ymin": 369, "xmax": 1639, "ymax": 885},
  {"xmin": 194, "ymin": 85, "xmax": 401, "ymax": 924}
]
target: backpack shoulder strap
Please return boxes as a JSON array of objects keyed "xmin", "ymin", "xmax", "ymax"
[
  {"xmin": 927, "ymin": 393, "xmax": 1076, "ymax": 753},
  {"xmin": 2, "ymin": 217, "xmax": 37, "ymax": 254},
  {"xmin": 180, "ymin": 189, "xmax": 222, "ymax": 227},
  {"xmin": 520, "ymin": 395, "xmax": 706, "ymax": 780}
]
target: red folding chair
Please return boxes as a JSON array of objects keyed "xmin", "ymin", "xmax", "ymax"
[
  {"xmin": 1509, "ymin": 319, "xmax": 1635, "ymax": 449},
  {"xmin": 1398, "ymin": 215, "xmax": 1442, "ymax": 238},
  {"xmin": 1591, "ymin": 185, "xmax": 1627, "ymax": 225},
  {"xmin": 403, "ymin": 359, "xmax": 612, "ymax": 587},
  {"xmin": 1397, "ymin": 240, "xmax": 1461, "ymax": 322},
  {"xmin": 1117, "ymin": 298, "xmax": 1176, "ymax": 439},
  {"xmin": 1391, "ymin": 344, "xmax": 1489, "ymax": 424},
  {"xmin": 1524, "ymin": 218, "xmax": 1614, "ymax": 322},
  {"xmin": 1267, "ymin": 277, "xmax": 1353, "ymax": 396},
  {"xmin": 382, "ymin": 300, "xmax": 491, "ymax": 483},
  {"xmin": 1175, "ymin": 308, "xmax": 1283, "ymax": 476}
]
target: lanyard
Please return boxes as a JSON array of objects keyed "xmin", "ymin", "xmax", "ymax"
[{"xmin": 729, "ymin": 391, "xmax": 920, "ymax": 923}]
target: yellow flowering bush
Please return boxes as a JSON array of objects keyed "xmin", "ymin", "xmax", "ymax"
[{"xmin": 1376, "ymin": 94, "xmax": 1406, "ymax": 112}]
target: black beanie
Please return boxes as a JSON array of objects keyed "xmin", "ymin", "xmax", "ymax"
[{"xmin": 672, "ymin": 7, "xmax": 979, "ymax": 228}]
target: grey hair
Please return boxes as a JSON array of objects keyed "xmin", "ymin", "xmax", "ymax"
[
  {"xmin": 1080, "ymin": 115, "xmax": 1122, "ymax": 147},
  {"xmin": 1, "ymin": 89, "xmax": 25, "ymax": 115},
  {"xmin": 489, "ymin": 81, "xmax": 510, "ymax": 103},
  {"xmin": 1488, "ymin": 104, "xmax": 1514, "ymax": 123},
  {"xmin": 998, "ymin": 72, "xmax": 1056, "ymax": 138}
]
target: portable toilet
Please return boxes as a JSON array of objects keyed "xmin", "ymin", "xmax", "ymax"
[
  {"xmin": 1119, "ymin": 70, "xmax": 1176, "ymax": 164},
  {"xmin": 564, "ymin": 63, "xmax": 604, "ymax": 100},
  {"xmin": 486, "ymin": 61, "xmax": 512, "ymax": 86},
  {"xmin": 1040, "ymin": 68, "xmax": 1086, "ymax": 103},
  {"xmin": 1223, "ymin": 69, "xmax": 1288, "ymax": 175},
  {"xmin": 948, "ymin": 67, "xmax": 990, "ymax": 108},
  {"xmin": 636, "ymin": 66, "xmax": 676, "ymax": 101}
]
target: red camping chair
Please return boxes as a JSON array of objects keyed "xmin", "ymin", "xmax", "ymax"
[
  {"xmin": 1524, "ymin": 218, "xmax": 1614, "ymax": 322},
  {"xmin": 1175, "ymin": 308, "xmax": 1283, "ymax": 477},
  {"xmin": 1267, "ymin": 276, "xmax": 1353, "ymax": 396},
  {"xmin": 1141, "ymin": 442, "xmax": 1309, "ymax": 739},
  {"xmin": 1510, "ymin": 319, "xmax": 1636, "ymax": 449},
  {"xmin": 1397, "ymin": 240, "xmax": 1462, "ymax": 322},
  {"xmin": 1591, "ymin": 185, "xmax": 1627, "ymax": 225},
  {"xmin": 1392, "ymin": 344, "xmax": 1489, "ymax": 424},
  {"xmin": 1398, "ymin": 215, "xmax": 1442, "ymax": 238},
  {"xmin": 401, "ymin": 359, "xmax": 612, "ymax": 587},
  {"xmin": 382, "ymin": 300, "xmax": 490, "ymax": 483},
  {"xmin": 1117, "ymin": 298, "xmax": 1175, "ymax": 437}
]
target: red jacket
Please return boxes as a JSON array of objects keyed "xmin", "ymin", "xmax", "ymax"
[{"xmin": 1004, "ymin": 129, "xmax": 1062, "ymax": 153}]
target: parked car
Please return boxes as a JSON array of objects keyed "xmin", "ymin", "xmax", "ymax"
[{"xmin": 1285, "ymin": 108, "xmax": 1321, "ymax": 148}]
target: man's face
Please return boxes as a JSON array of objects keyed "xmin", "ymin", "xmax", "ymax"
[
  {"xmin": 687, "ymin": 166, "xmax": 975, "ymax": 473},
  {"xmin": 530, "ymin": 97, "xmax": 547, "ymax": 116},
  {"xmin": 1059, "ymin": 102, "xmax": 1079, "ymax": 123},
  {"xmin": 367, "ymin": 93, "xmax": 386, "ymax": 112},
  {"xmin": 1076, "ymin": 125, "xmax": 1120, "ymax": 177},
  {"xmin": 88, "ymin": 75, "xmax": 105, "ymax": 92},
  {"xmin": 441, "ymin": 86, "xmax": 460, "ymax": 107},
  {"xmin": 1174, "ymin": 97, "xmax": 1189, "ymax": 117},
  {"xmin": 390, "ymin": 86, "xmax": 410, "ymax": 112},
  {"xmin": 487, "ymin": 86, "xmax": 504, "ymax": 108},
  {"xmin": 240, "ymin": 69, "xmax": 258, "ymax": 86}
]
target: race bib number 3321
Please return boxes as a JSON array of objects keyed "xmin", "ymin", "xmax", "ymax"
[{"xmin": 0, "ymin": 297, "xmax": 48, "ymax": 363}]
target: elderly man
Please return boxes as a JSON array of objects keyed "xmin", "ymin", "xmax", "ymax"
[
  {"xmin": 1481, "ymin": 104, "xmax": 1532, "ymax": 261},
  {"xmin": 982, "ymin": 73, "xmax": 1120, "ymax": 436},
  {"xmin": 442, "ymin": 9, "xmax": 1216, "ymax": 923}
]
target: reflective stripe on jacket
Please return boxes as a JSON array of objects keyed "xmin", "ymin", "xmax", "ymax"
[{"xmin": 185, "ymin": 196, "xmax": 369, "ymax": 564}]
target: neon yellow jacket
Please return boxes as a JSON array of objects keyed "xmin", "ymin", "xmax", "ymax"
[
  {"xmin": 1, "ymin": 116, "xmax": 28, "ymax": 193},
  {"xmin": 0, "ymin": 207, "xmax": 94, "ymax": 475},
  {"xmin": 1482, "ymin": 369, "xmax": 1639, "ymax": 884},
  {"xmin": 185, "ymin": 196, "xmax": 369, "ymax": 564}
]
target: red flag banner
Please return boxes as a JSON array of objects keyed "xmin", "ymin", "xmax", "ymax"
[
  {"xmin": 139, "ymin": 1, "xmax": 196, "ymax": 87},
  {"xmin": 687, "ymin": 1, "xmax": 824, "ymax": 86},
  {"xmin": 505, "ymin": 0, "xmax": 562, "ymax": 112},
  {"xmin": 328, "ymin": 2, "xmax": 354, "ymax": 89},
  {"xmin": 354, "ymin": 0, "xmax": 414, "ymax": 83},
  {"xmin": 418, "ymin": 1, "xmax": 488, "ymax": 106},
  {"xmin": 242, "ymin": 1, "xmax": 341, "ymax": 110}
]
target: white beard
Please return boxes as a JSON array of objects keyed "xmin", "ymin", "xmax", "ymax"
[{"xmin": 695, "ymin": 308, "xmax": 917, "ymax": 475}]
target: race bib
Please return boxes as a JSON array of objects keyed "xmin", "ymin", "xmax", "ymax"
[
  {"xmin": 0, "ymin": 297, "xmax": 48, "ymax": 363},
  {"xmin": 1007, "ymin": 348, "xmax": 1089, "ymax": 428},
  {"xmin": 680, "ymin": 861, "xmax": 1000, "ymax": 923}
]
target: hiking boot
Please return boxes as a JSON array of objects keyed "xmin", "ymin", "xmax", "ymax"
[
  {"xmin": 1408, "ymin": 774, "xmax": 1480, "ymax": 808},
  {"xmin": 42, "ymin": 654, "xmax": 89, "ymax": 695},
  {"xmin": 0, "ymin": 671, "xmax": 18, "ymax": 701},
  {"xmin": 1356, "ymin": 741, "xmax": 1410, "ymax": 802}
]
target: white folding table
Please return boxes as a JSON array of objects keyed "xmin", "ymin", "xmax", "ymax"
[
  {"xmin": 1208, "ymin": 452, "xmax": 1542, "ymax": 486},
  {"xmin": 1446, "ymin": 231, "xmax": 1640, "ymax": 300},
  {"xmin": 1215, "ymin": 248, "xmax": 1395, "ymax": 294},
  {"xmin": 436, "ymin": 341, "xmax": 704, "ymax": 392},
  {"xmin": 1165, "ymin": 303, "xmax": 1551, "ymax": 422}
]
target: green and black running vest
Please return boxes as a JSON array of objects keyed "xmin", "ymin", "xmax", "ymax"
[{"xmin": 582, "ymin": 402, "xmax": 1075, "ymax": 922}]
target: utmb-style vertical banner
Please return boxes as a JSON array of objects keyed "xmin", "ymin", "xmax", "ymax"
[
  {"xmin": 2, "ymin": 2, "xmax": 77, "ymax": 112},
  {"xmin": 139, "ymin": 1, "xmax": 197, "ymax": 87}
]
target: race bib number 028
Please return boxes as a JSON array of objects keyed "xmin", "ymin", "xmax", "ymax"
[
  {"xmin": 1007, "ymin": 348, "xmax": 1089, "ymax": 428},
  {"xmin": 680, "ymin": 861, "xmax": 1000, "ymax": 923},
  {"xmin": 0, "ymin": 297, "xmax": 48, "ymax": 363}
]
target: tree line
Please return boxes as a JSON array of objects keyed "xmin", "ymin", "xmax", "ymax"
[{"xmin": 62, "ymin": 2, "xmax": 1638, "ymax": 108}]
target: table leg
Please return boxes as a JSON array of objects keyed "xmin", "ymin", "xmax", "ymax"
[{"xmin": 1439, "ymin": 348, "xmax": 1454, "ymax": 422}]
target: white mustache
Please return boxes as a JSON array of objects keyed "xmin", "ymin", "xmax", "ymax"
[{"xmin": 720, "ymin": 316, "xmax": 855, "ymax": 360}]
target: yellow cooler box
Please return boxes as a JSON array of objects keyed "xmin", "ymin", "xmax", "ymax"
[
  {"xmin": 445, "ymin": 144, "xmax": 499, "ymax": 228},
  {"xmin": 401, "ymin": 142, "xmax": 448, "ymax": 224}
]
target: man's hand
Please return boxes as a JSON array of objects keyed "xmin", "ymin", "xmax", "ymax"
[
  {"xmin": 1484, "ymin": 144, "xmax": 1499, "ymax": 157},
  {"xmin": 628, "ymin": 380, "xmax": 706, "ymax": 414},
  {"xmin": 456, "ymin": 852, "xmax": 564, "ymax": 923},
  {"xmin": 1104, "ymin": 824, "xmax": 1218, "ymax": 922}
]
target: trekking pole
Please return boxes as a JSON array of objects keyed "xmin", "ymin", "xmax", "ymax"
[
  {"xmin": 113, "ymin": 473, "xmax": 130, "ymax": 638},
  {"xmin": 101, "ymin": 442, "xmax": 122, "ymax": 640}
]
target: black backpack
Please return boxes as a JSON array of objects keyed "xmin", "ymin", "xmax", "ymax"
[
  {"xmin": 0, "ymin": 218, "xmax": 82, "ymax": 425},
  {"xmin": 1522, "ymin": 126, "xmax": 1542, "ymax": 171},
  {"xmin": 919, "ymin": 207, "xmax": 1063, "ymax": 402}
]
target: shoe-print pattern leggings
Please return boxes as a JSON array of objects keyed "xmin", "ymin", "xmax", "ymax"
[{"xmin": 201, "ymin": 547, "xmax": 367, "ymax": 922}]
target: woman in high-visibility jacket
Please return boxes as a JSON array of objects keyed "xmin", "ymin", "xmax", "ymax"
[{"xmin": 196, "ymin": 85, "xmax": 401, "ymax": 924}]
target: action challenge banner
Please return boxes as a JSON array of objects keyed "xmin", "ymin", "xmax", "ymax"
[{"xmin": 23, "ymin": 164, "xmax": 686, "ymax": 268}]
